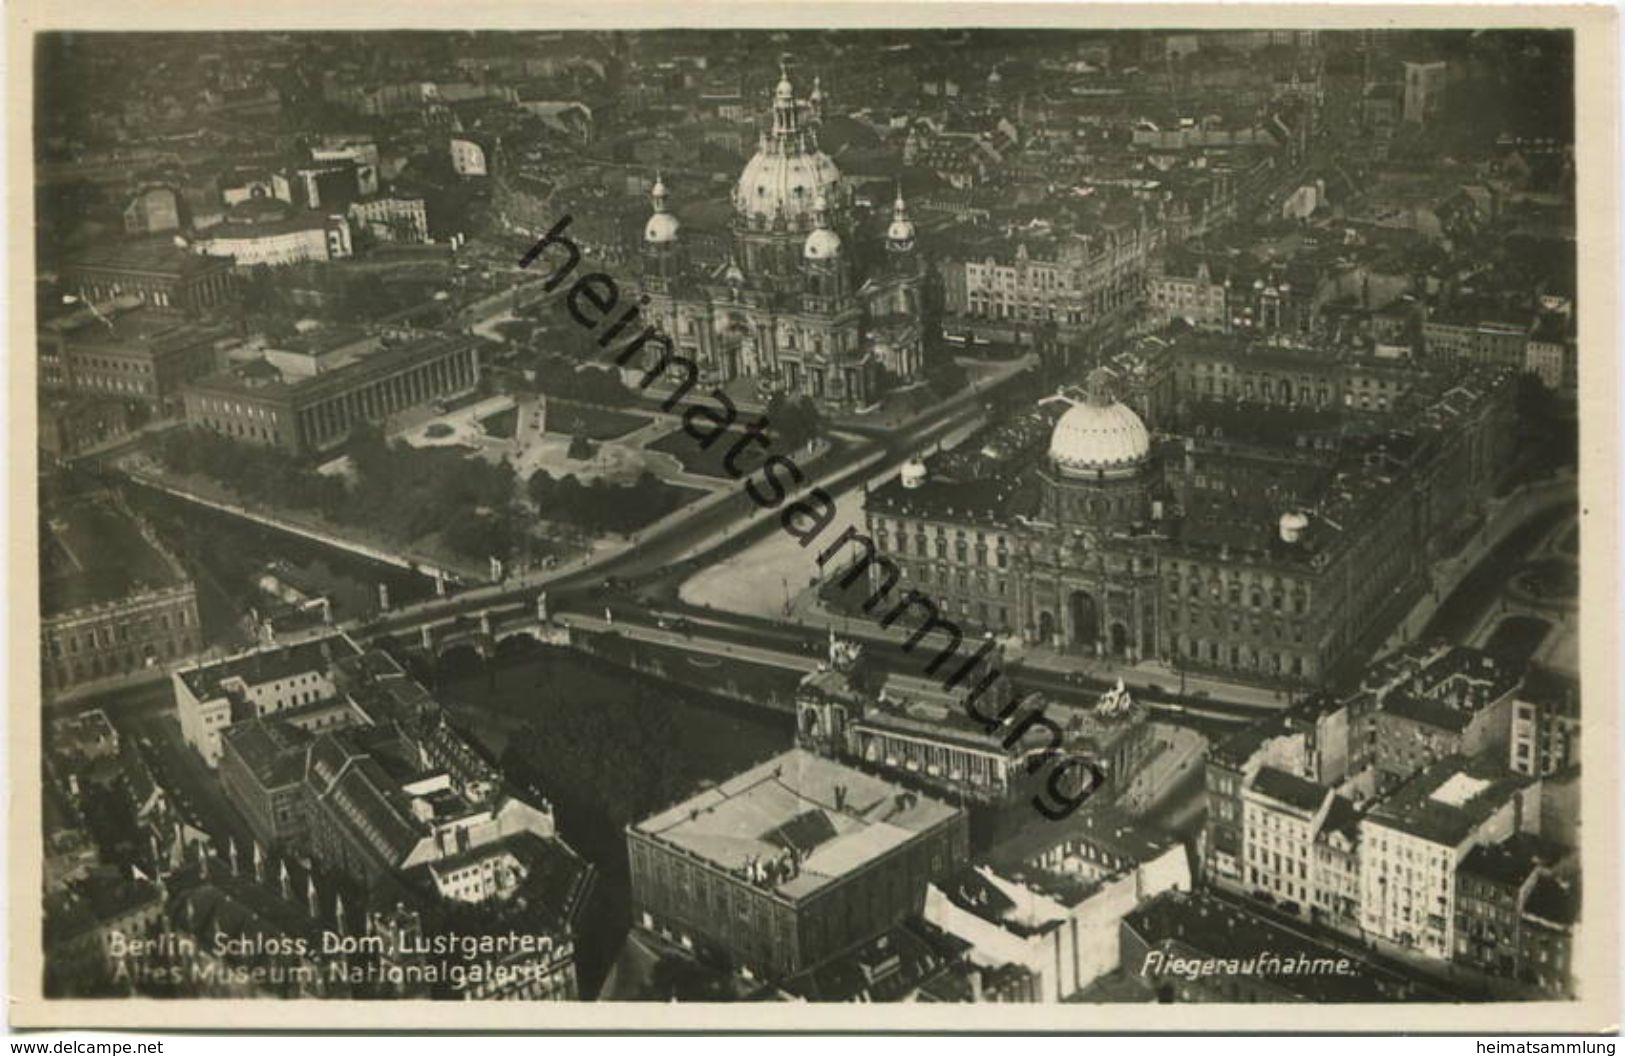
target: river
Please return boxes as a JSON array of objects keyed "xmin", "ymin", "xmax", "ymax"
[
  {"xmin": 123, "ymin": 483, "xmax": 442, "ymax": 648},
  {"xmin": 430, "ymin": 640, "xmax": 793, "ymax": 998}
]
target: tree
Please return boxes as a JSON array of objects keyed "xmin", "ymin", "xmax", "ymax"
[
  {"xmin": 241, "ymin": 265, "xmax": 280, "ymax": 315},
  {"xmin": 763, "ymin": 392, "xmax": 823, "ymax": 452}
]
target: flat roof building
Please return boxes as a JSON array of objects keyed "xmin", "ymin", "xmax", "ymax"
[
  {"xmin": 181, "ymin": 332, "xmax": 481, "ymax": 454},
  {"xmin": 628, "ymin": 748, "xmax": 968, "ymax": 981},
  {"xmin": 40, "ymin": 308, "xmax": 234, "ymax": 415},
  {"xmin": 58, "ymin": 238, "xmax": 237, "ymax": 315}
]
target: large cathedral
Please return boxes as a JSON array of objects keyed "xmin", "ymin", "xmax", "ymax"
[{"xmin": 636, "ymin": 65, "xmax": 928, "ymax": 409}]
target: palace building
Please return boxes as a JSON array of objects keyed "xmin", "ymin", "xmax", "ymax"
[
  {"xmin": 634, "ymin": 64, "xmax": 929, "ymax": 409},
  {"xmin": 861, "ymin": 357, "xmax": 1515, "ymax": 690}
]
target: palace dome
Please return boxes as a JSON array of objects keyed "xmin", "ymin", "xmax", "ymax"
[{"xmin": 1048, "ymin": 369, "xmax": 1151, "ymax": 479}]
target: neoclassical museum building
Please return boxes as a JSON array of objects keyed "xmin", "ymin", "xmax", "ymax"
[
  {"xmin": 862, "ymin": 361, "xmax": 1515, "ymax": 689},
  {"xmin": 635, "ymin": 65, "xmax": 928, "ymax": 409}
]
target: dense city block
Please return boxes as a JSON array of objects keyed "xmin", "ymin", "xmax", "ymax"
[{"xmin": 36, "ymin": 27, "xmax": 1580, "ymax": 1004}]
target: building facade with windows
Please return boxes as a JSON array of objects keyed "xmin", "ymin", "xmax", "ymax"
[
  {"xmin": 797, "ymin": 642, "xmax": 1154, "ymax": 812},
  {"xmin": 1508, "ymin": 667, "xmax": 1579, "ymax": 778},
  {"xmin": 1366, "ymin": 645, "xmax": 1519, "ymax": 794},
  {"xmin": 1357, "ymin": 757, "xmax": 1536, "ymax": 961},
  {"xmin": 1241, "ymin": 766, "xmax": 1332, "ymax": 909},
  {"xmin": 192, "ymin": 213, "xmax": 354, "ymax": 268},
  {"xmin": 40, "ymin": 310, "xmax": 233, "ymax": 415},
  {"xmin": 863, "ymin": 357, "xmax": 1512, "ymax": 691},
  {"xmin": 175, "ymin": 633, "xmax": 359, "ymax": 767},
  {"xmin": 348, "ymin": 196, "xmax": 430, "ymax": 244},
  {"xmin": 40, "ymin": 496, "xmax": 201, "ymax": 697}
]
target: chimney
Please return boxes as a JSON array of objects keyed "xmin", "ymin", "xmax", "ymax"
[{"xmin": 834, "ymin": 784, "xmax": 846, "ymax": 812}]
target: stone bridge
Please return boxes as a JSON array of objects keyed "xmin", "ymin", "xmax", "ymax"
[{"xmin": 353, "ymin": 593, "xmax": 571, "ymax": 662}]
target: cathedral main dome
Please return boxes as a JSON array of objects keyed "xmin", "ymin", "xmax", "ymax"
[
  {"xmin": 1048, "ymin": 369, "xmax": 1151, "ymax": 479},
  {"xmin": 733, "ymin": 67, "xmax": 843, "ymax": 228}
]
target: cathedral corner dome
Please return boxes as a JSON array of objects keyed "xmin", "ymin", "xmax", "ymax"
[
  {"xmin": 1048, "ymin": 368, "xmax": 1150, "ymax": 479},
  {"xmin": 803, "ymin": 195, "xmax": 843, "ymax": 259}
]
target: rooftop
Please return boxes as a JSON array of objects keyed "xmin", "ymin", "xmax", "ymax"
[
  {"xmin": 47, "ymin": 708, "xmax": 120, "ymax": 760},
  {"xmin": 1518, "ymin": 665, "xmax": 1579, "ymax": 716},
  {"xmin": 781, "ymin": 922, "xmax": 957, "ymax": 1003},
  {"xmin": 44, "ymin": 871, "xmax": 165, "ymax": 946},
  {"xmin": 1365, "ymin": 755, "xmax": 1533, "ymax": 848},
  {"xmin": 221, "ymin": 717, "xmax": 313, "ymax": 790},
  {"xmin": 1248, "ymin": 766, "xmax": 1330, "ymax": 815},
  {"xmin": 46, "ymin": 307, "xmax": 229, "ymax": 353},
  {"xmin": 203, "ymin": 211, "xmax": 337, "ymax": 241},
  {"xmin": 61, "ymin": 237, "xmax": 232, "ymax": 279},
  {"xmin": 1210, "ymin": 712, "xmax": 1297, "ymax": 769},
  {"xmin": 1524, "ymin": 873, "xmax": 1580, "ymax": 928},
  {"xmin": 1377, "ymin": 645, "xmax": 1521, "ymax": 730},
  {"xmin": 1460, "ymin": 832, "xmax": 1566, "ymax": 892},
  {"xmin": 177, "ymin": 632, "xmax": 360, "ymax": 701},
  {"xmin": 634, "ymin": 748, "xmax": 961, "ymax": 902},
  {"xmin": 868, "ymin": 672, "xmax": 1148, "ymax": 760},
  {"xmin": 989, "ymin": 804, "xmax": 1177, "ymax": 877}
]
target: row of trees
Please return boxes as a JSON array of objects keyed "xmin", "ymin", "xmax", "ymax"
[
  {"xmin": 526, "ymin": 468, "xmax": 688, "ymax": 535},
  {"xmin": 155, "ymin": 426, "xmax": 522, "ymax": 561},
  {"xmin": 760, "ymin": 391, "xmax": 824, "ymax": 453}
]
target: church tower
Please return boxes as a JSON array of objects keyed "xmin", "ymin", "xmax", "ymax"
[{"xmin": 801, "ymin": 194, "xmax": 849, "ymax": 302}]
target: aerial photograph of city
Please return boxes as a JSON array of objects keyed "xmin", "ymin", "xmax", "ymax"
[{"xmin": 23, "ymin": 21, "xmax": 1601, "ymax": 1018}]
